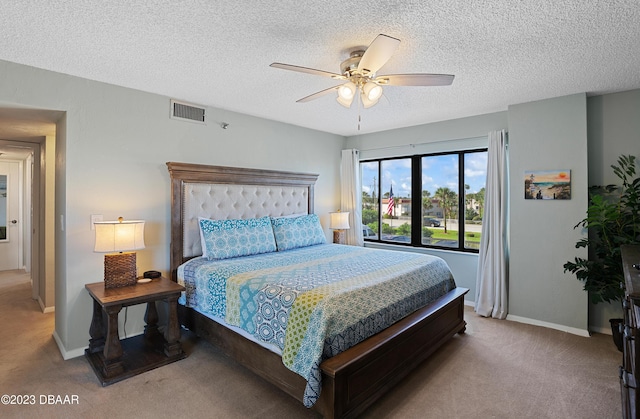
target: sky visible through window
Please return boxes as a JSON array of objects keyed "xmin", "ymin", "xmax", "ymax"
[{"xmin": 361, "ymin": 152, "xmax": 487, "ymax": 199}]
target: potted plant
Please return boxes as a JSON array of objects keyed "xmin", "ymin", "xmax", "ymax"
[{"xmin": 564, "ymin": 155, "xmax": 640, "ymax": 350}]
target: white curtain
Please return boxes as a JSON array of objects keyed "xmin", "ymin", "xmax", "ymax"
[
  {"xmin": 475, "ymin": 130, "xmax": 508, "ymax": 319},
  {"xmin": 340, "ymin": 149, "xmax": 364, "ymax": 246}
]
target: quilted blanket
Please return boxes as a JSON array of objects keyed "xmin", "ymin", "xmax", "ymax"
[{"xmin": 179, "ymin": 244, "xmax": 456, "ymax": 407}]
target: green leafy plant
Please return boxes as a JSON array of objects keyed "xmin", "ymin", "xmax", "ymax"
[
  {"xmin": 564, "ymin": 155, "xmax": 640, "ymax": 304},
  {"xmin": 422, "ymin": 227, "xmax": 434, "ymax": 238}
]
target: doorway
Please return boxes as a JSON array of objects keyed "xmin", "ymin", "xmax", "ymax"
[
  {"xmin": 0, "ymin": 107, "xmax": 61, "ymax": 312},
  {"xmin": 0, "ymin": 139, "xmax": 42, "ymax": 303},
  {"xmin": 0, "ymin": 160, "xmax": 22, "ymax": 271}
]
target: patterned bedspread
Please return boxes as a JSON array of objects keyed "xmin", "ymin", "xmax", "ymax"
[{"xmin": 179, "ymin": 244, "xmax": 456, "ymax": 407}]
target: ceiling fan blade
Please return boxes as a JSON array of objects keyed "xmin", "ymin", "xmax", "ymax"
[
  {"xmin": 375, "ymin": 73, "xmax": 455, "ymax": 86},
  {"xmin": 270, "ymin": 62, "xmax": 345, "ymax": 79},
  {"xmin": 296, "ymin": 85, "xmax": 340, "ymax": 103},
  {"xmin": 357, "ymin": 34, "xmax": 401, "ymax": 75}
]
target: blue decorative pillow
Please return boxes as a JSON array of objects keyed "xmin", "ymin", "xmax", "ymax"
[
  {"xmin": 271, "ymin": 214, "xmax": 326, "ymax": 251},
  {"xmin": 199, "ymin": 216, "xmax": 277, "ymax": 260}
]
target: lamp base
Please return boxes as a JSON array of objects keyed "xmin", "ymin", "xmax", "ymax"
[
  {"xmin": 104, "ymin": 252, "xmax": 137, "ymax": 288},
  {"xmin": 333, "ymin": 230, "xmax": 346, "ymax": 244}
]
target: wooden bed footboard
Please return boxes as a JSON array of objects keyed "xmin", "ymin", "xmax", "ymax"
[{"xmin": 179, "ymin": 286, "xmax": 468, "ymax": 419}]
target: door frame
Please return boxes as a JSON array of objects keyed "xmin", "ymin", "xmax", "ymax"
[
  {"xmin": 0, "ymin": 139, "xmax": 42, "ymax": 302},
  {"xmin": 0, "ymin": 159, "xmax": 23, "ymax": 271}
]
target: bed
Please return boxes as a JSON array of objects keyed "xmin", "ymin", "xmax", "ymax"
[{"xmin": 167, "ymin": 162, "xmax": 469, "ymax": 418}]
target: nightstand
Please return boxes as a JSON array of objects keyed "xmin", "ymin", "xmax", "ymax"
[{"xmin": 85, "ymin": 276, "xmax": 186, "ymax": 385}]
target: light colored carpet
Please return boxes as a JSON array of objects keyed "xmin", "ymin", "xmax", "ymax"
[
  {"xmin": 0, "ymin": 272, "xmax": 621, "ymax": 418},
  {"xmin": 0, "ymin": 269, "xmax": 32, "ymax": 289}
]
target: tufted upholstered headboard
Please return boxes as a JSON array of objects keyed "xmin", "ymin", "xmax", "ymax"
[{"xmin": 167, "ymin": 162, "xmax": 319, "ymax": 281}]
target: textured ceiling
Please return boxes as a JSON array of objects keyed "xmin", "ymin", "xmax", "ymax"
[{"xmin": 1, "ymin": 1, "xmax": 639, "ymax": 136}]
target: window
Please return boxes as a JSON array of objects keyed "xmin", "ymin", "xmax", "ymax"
[
  {"xmin": 361, "ymin": 149, "xmax": 487, "ymax": 253},
  {"xmin": 361, "ymin": 161, "xmax": 380, "ymax": 239}
]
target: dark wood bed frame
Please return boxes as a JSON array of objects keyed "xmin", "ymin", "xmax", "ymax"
[{"xmin": 167, "ymin": 162, "xmax": 469, "ymax": 418}]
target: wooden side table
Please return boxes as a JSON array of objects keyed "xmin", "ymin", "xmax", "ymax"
[{"xmin": 85, "ymin": 276, "xmax": 186, "ymax": 385}]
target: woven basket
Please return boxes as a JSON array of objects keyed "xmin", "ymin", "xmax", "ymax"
[{"xmin": 104, "ymin": 252, "xmax": 137, "ymax": 288}]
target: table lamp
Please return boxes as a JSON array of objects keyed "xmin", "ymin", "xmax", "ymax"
[
  {"xmin": 94, "ymin": 217, "xmax": 145, "ymax": 288},
  {"xmin": 329, "ymin": 211, "xmax": 350, "ymax": 244}
]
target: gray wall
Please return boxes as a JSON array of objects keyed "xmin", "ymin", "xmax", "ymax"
[{"xmin": 507, "ymin": 94, "xmax": 589, "ymax": 334}]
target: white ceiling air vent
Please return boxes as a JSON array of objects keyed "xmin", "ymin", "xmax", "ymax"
[{"xmin": 170, "ymin": 99, "xmax": 206, "ymax": 124}]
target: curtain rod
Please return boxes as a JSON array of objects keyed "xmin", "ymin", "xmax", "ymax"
[{"xmin": 357, "ymin": 135, "xmax": 489, "ymax": 153}]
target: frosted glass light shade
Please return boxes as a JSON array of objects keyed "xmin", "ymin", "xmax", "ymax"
[
  {"xmin": 363, "ymin": 81, "xmax": 383, "ymax": 101},
  {"xmin": 336, "ymin": 82, "xmax": 356, "ymax": 108},
  {"xmin": 329, "ymin": 211, "xmax": 350, "ymax": 230},
  {"xmin": 360, "ymin": 93, "xmax": 380, "ymax": 108},
  {"xmin": 94, "ymin": 219, "xmax": 145, "ymax": 252},
  {"xmin": 337, "ymin": 82, "xmax": 356, "ymax": 100}
]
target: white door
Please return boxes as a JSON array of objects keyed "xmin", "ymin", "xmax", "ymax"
[{"xmin": 0, "ymin": 161, "xmax": 21, "ymax": 271}]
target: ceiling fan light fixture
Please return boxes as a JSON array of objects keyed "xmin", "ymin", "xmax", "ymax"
[
  {"xmin": 336, "ymin": 94, "xmax": 354, "ymax": 108},
  {"xmin": 336, "ymin": 82, "xmax": 356, "ymax": 108},
  {"xmin": 270, "ymin": 34, "xmax": 454, "ymax": 112},
  {"xmin": 363, "ymin": 81, "xmax": 383, "ymax": 101},
  {"xmin": 361, "ymin": 92, "xmax": 380, "ymax": 109},
  {"xmin": 337, "ymin": 82, "xmax": 356, "ymax": 100}
]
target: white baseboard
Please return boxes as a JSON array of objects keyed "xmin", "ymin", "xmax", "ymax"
[
  {"xmin": 459, "ymin": 300, "xmax": 593, "ymax": 337},
  {"xmin": 37, "ymin": 296, "xmax": 54, "ymax": 313},
  {"xmin": 506, "ymin": 314, "xmax": 590, "ymax": 337},
  {"xmin": 465, "ymin": 299, "xmax": 610, "ymax": 336},
  {"xmin": 52, "ymin": 331, "xmax": 86, "ymax": 360}
]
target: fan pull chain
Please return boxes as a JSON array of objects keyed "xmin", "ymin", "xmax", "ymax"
[{"xmin": 357, "ymin": 92, "xmax": 362, "ymax": 131}]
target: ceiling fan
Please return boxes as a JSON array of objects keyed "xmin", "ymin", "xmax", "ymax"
[{"xmin": 270, "ymin": 34, "xmax": 454, "ymax": 109}]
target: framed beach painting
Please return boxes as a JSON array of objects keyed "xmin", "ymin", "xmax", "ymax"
[{"xmin": 524, "ymin": 170, "xmax": 571, "ymax": 200}]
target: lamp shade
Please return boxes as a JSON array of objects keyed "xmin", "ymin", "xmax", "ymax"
[
  {"xmin": 329, "ymin": 211, "xmax": 350, "ymax": 230},
  {"xmin": 94, "ymin": 218, "xmax": 145, "ymax": 253}
]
